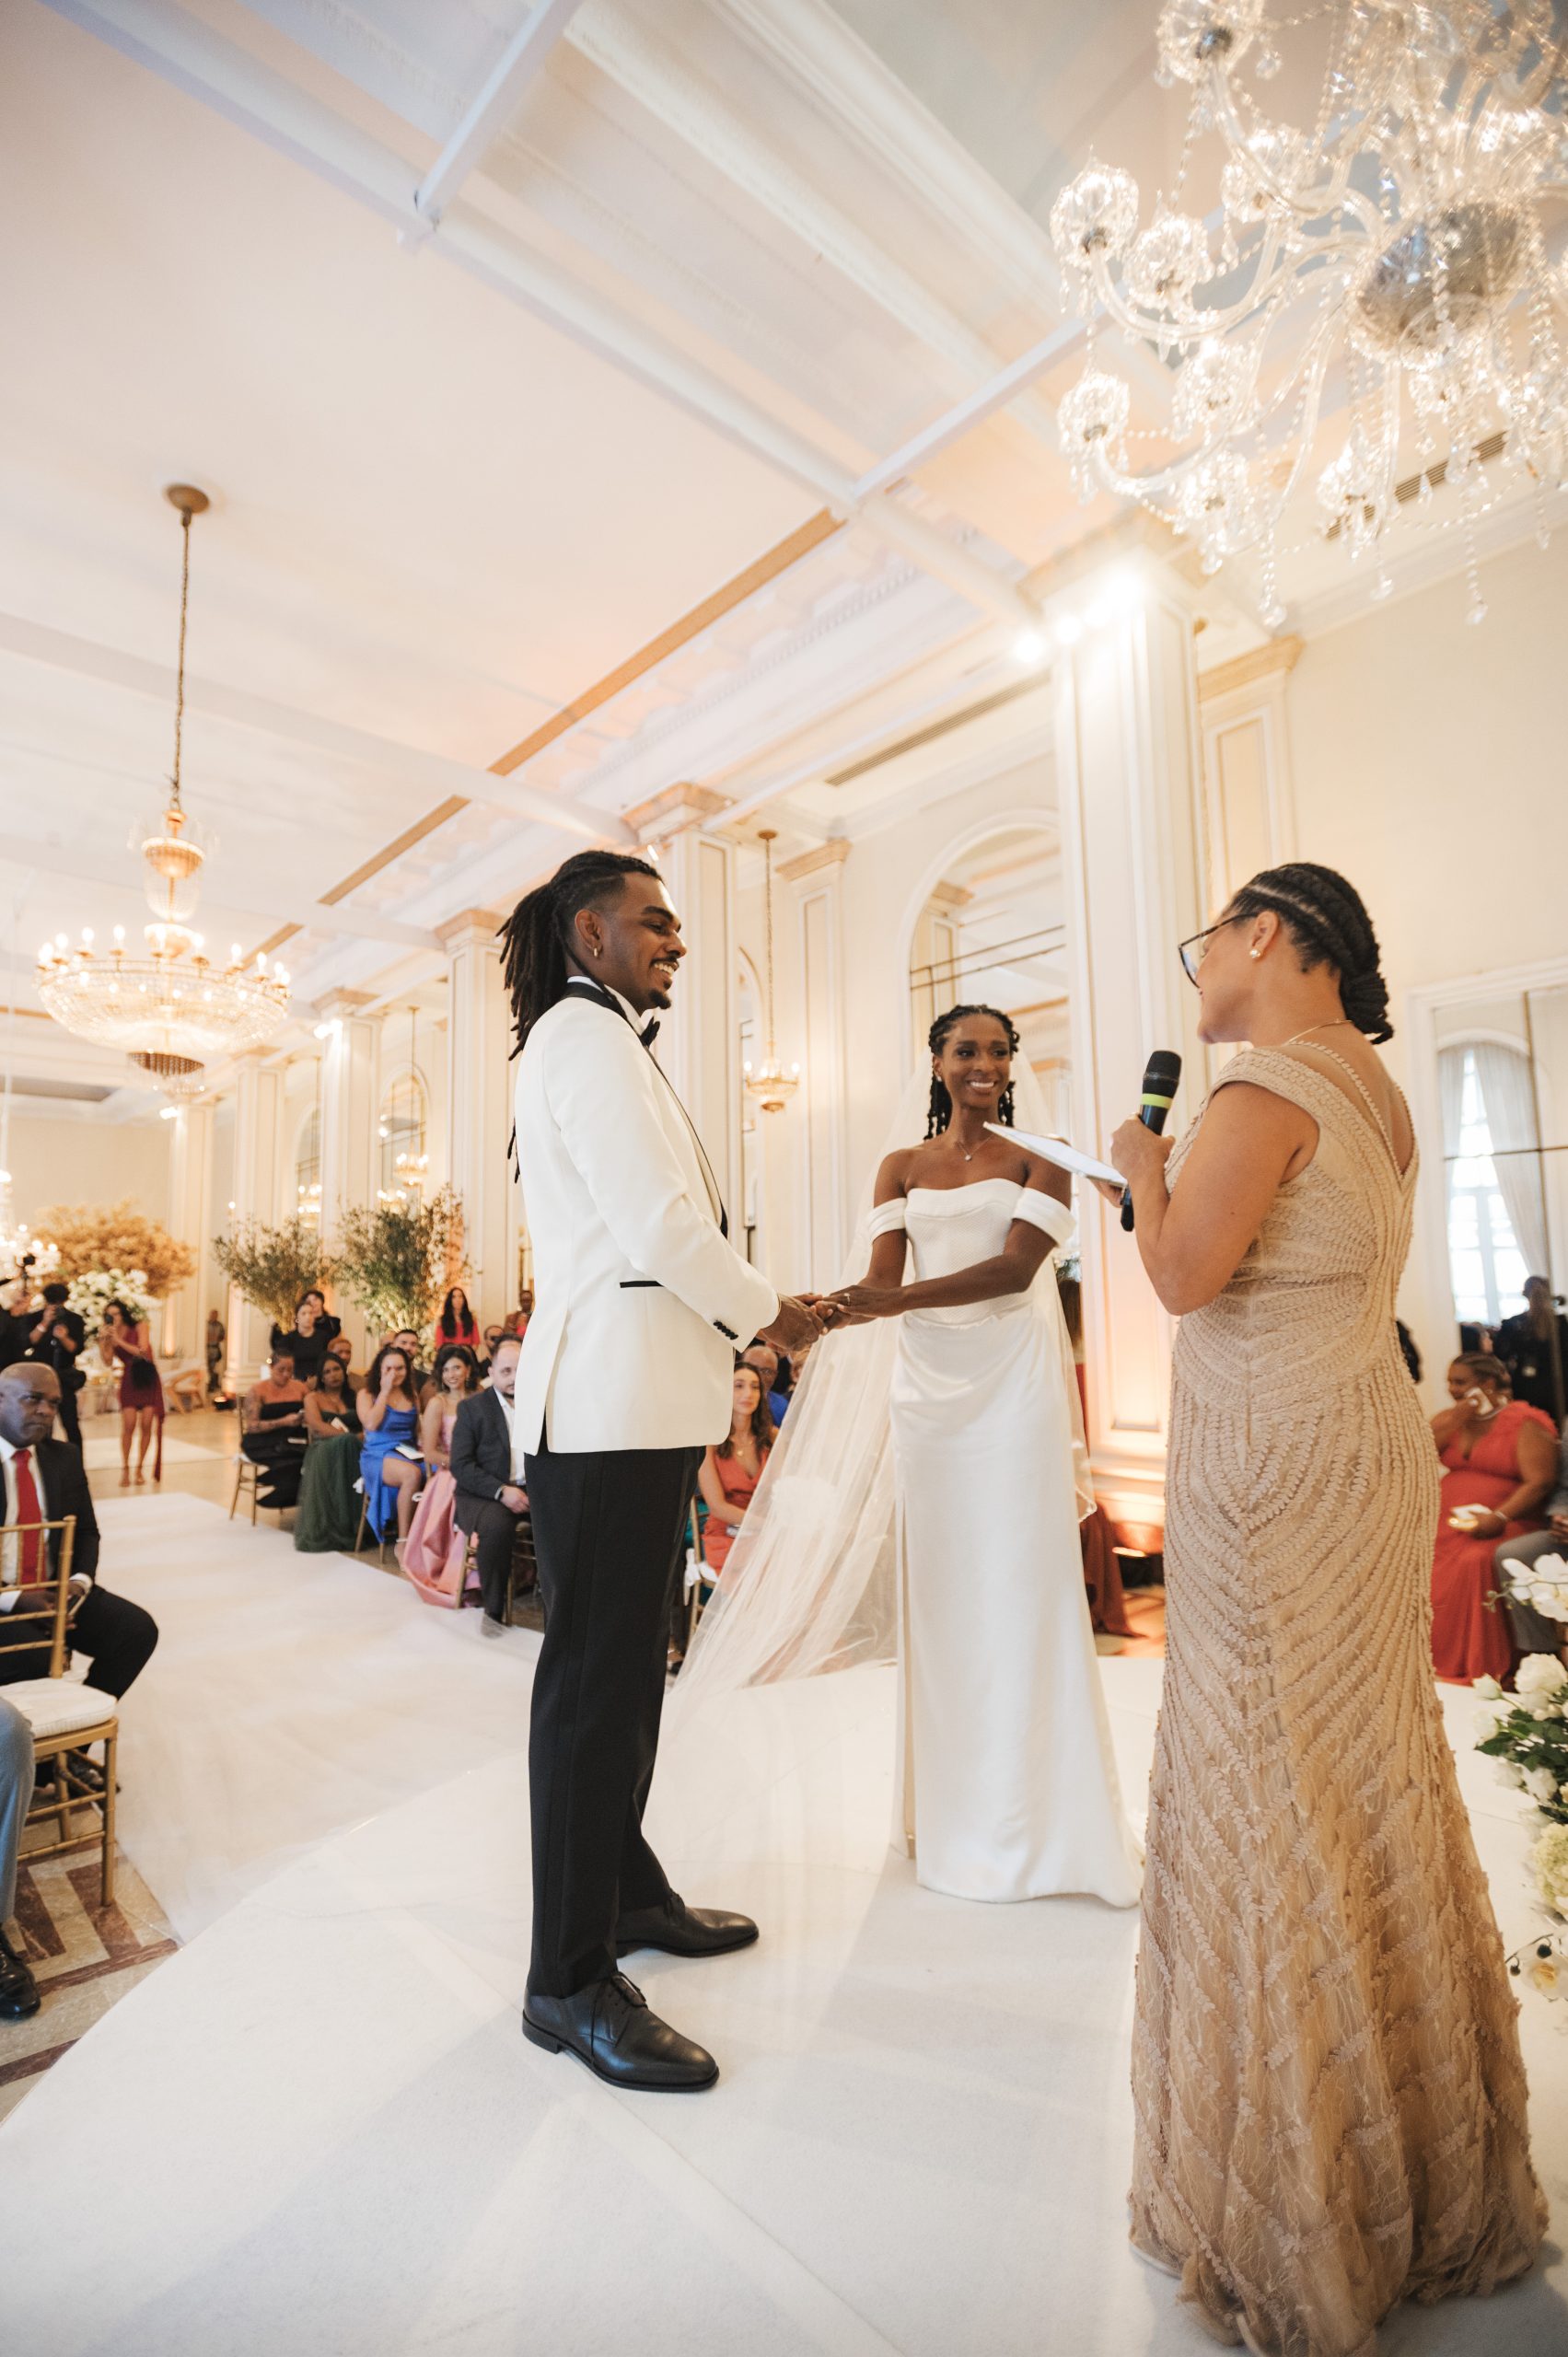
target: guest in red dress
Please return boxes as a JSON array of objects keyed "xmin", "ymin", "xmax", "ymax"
[
  {"xmin": 1430, "ymin": 1352, "xmax": 1558, "ymax": 1682},
  {"xmin": 698, "ymin": 1362, "xmax": 774, "ymax": 1579}
]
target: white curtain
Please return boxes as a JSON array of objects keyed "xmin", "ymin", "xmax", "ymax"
[
  {"xmin": 1438, "ymin": 1043, "xmax": 1467, "ymax": 1163},
  {"xmin": 1470, "ymin": 1041, "xmax": 1550, "ymax": 1279}
]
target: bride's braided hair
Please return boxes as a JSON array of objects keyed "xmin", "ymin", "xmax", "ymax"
[
  {"xmin": 926, "ymin": 1004, "xmax": 1021, "ymax": 1138},
  {"xmin": 498, "ymin": 850, "xmax": 661, "ymax": 1055},
  {"xmin": 1227, "ymin": 862, "xmax": 1393, "ymax": 1043}
]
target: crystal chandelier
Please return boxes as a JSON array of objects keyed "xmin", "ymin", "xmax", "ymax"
[
  {"xmin": 743, "ymin": 830, "xmax": 799, "ymax": 1115},
  {"xmin": 36, "ymin": 483, "xmax": 291, "ymax": 1087},
  {"xmin": 1051, "ymin": 2, "xmax": 1568, "ymax": 621}
]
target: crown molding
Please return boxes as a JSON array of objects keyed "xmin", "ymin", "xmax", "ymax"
[
  {"xmin": 1197, "ymin": 636, "xmax": 1304, "ymax": 702},
  {"xmin": 777, "ymin": 837, "xmax": 852, "ymax": 883}
]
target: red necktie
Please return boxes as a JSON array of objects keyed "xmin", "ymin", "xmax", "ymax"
[{"xmin": 12, "ymin": 1447, "xmax": 42, "ymax": 1585}]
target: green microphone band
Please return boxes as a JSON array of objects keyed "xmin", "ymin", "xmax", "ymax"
[{"xmin": 1141, "ymin": 1090, "xmax": 1176, "ymax": 1111}]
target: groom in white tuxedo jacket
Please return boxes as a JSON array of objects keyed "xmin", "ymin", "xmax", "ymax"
[{"xmin": 504, "ymin": 851, "xmax": 820, "ymax": 2093}]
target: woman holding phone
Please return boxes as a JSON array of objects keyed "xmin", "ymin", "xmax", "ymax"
[{"xmin": 1429, "ymin": 1351, "xmax": 1557, "ymax": 1682}]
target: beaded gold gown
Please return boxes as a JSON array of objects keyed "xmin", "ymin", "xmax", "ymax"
[{"xmin": 1131, "ymin": 1045, "xmax": 1545, "ymax": 2357}]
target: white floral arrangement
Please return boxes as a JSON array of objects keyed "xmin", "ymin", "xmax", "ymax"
[
  {"xmin": 64, "ymin": 1268, "xmax": 154, "ymax": 1331},
  {"xmin": 1495, "ymin": 1548, "xmax": 1568, "ymax": 1629},
  {"xmin": 1473, "ymin": 1655, "xmax": 1568, "ymax": 2008}
]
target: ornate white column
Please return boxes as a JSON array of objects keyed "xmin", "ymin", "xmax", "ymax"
[
  {"xmin": 1051, "ymin": 561, "xmax": 1208, "ymax": 1545},
  {"xmin": 317, "ymin": 989, "xmax": 377, "ymax": 1239},
  {"xmin": 782, "ymin": 838, "xmax": 852, "ymax": 1293},
  {"xmin": 226, "ymin": 1054, "xmax": 284, "ymax": 1386},
  {"xmin": 159, "ymin": 1099, "xmax": 214, "ymax": 1364},
  {"xmin": 438, "ymin": 909, "xmax": 520, "ymax": 1330},
  {"xmin": 625, "ymin": 785, "xmax": 741, "ymax": 1216}
]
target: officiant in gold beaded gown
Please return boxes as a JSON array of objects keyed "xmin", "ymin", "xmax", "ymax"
[{"xmin": 1101, "ymin": 865, "xmax": 1545, "ymax": 2357}]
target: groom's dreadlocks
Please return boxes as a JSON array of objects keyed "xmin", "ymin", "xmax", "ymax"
[{"xmin": 925, "ymin": 1004, "xmax": 1021, "ymax": 1139}]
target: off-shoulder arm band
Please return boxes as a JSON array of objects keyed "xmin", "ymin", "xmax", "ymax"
[
  {"xmin": 866, "ymin": 1199, "xmax": 908, "ymax": 1238},
  {"xmin": 1009, "ymin": 1190, "xmax": 1075, "ymax": 1248}
]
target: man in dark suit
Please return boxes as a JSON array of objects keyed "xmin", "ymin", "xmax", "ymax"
[
  {"xmin": 23, "ymin": 1283, "xmax": 87, "ymax": 1449},
  {"xmin": 0, "ymin": 1363, "xmax": 158, "ymax": 1702},
  {"xmin": 450, "ymin": 1333, "xmax": 525, "ymax": 1639}
]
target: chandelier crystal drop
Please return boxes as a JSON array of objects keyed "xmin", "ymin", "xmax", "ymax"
[
  {"xmin": 743, "ymin": 829, "xmax": 799, "ymax": 1116},
  {"xmin": 36, "ymin": 483, "xmax": 291, "ymax": 1089},
  {"xmin": 1051, "ymin": 3, "xmax": 1568, "ymax": 621}
]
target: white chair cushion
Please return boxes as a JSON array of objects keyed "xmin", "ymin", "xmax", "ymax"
[{"xmin": 0, "ymin": 1680, "xmax": 119, "ymax": 1739}]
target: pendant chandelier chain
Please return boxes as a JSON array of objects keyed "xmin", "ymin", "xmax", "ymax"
[{"xmin": 170, "ymin": 505, "xmax": 192, "ymax": 813}]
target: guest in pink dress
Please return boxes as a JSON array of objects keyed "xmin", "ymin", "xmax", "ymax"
[
  {"xmin": 1430, "ymin": 1352, "xmax": 1558, "ymax": 1682},
  {"xmin": 698, "ymin": 1363, "xmax": 774, "ymax": 1579},
  {"xmin": 402, "ymin": 1344, "xmax": 482, "ymax": 1606}
]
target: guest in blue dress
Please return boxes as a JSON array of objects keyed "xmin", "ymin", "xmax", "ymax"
[{"xmin": 356, "ymin": 1344, "xmax": 423, "ymax": 1544}]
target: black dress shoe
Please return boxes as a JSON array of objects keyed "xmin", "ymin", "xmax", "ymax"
[
  {"xmin": 522, "ymin": 1973, "xmax": 717, "ymax": 2092},
  {"xmin": 616, "ymin": 1895, "xmax": 760, "ymax": 1960},
  {"xmin": 0, "ymin": 1928, "xmax": 41, "ymax": 2022}
]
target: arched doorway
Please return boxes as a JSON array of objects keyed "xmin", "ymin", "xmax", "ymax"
[{"xmin": 906, "ymin": 823, "xmax": 1072, "ymax": 1132}]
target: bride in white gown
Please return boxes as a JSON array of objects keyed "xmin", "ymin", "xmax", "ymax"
[{"xmin": 678, "ymin": 1004, "xmax": 1141, "ymax": 1910}]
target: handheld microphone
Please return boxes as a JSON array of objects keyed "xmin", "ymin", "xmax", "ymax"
[{"xmin": 1121, "ymin": 1050, "xmax": 1182, "ymax": 1232}]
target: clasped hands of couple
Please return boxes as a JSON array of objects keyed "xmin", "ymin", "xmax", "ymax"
[{"xmin": 765, "ymin": 1118, "xmax": 1175, "ymax": 1341}]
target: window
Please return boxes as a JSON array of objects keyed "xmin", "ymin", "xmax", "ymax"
[
  {"xmin": 378, "ymin": 1072, "xmax": 427, "ymax": 1202},
  {"xmin": 295, "ymin": 1108, "xmax": 321, "ymax": 1225},
  {"xmin": 1446, "ymin": 1048, "xmax": 1528, "ymax": 1327}
]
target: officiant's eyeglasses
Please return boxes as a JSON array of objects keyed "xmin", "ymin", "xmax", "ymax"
[{"xmin": 1179, "ymin": 917, "xmax": 1241, "ymax": 984}]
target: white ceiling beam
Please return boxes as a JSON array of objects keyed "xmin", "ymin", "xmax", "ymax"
[
  {"xmin": 43, "ymin": 0, "xmax": 1041, "ymax": 636},
  {"xmin": 0, "ymin": 830, "xmax": 443, "ymax": 955},
  {"xmin": 854, "ymin": 323, "xmax": 1084, "ymax": 499},
  {"xmin": 563, "ymin": 5, "xmax": 1063, "ymax": 456},
  {"xmin": 0, "ymin": 609, "xmax": 628, "ymax": 845},
  {"xmin": 704, "ymin": 652, "xmax": 1036, "ymax": 831},
  {"xmin": 411, "ymin": 0, "xmax": 588, "ymax": 234}
]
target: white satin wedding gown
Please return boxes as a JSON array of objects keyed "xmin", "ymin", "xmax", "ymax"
[{"xmin": 869, "ymin": 1178, "xmax": 1142, "ymax": 1907}]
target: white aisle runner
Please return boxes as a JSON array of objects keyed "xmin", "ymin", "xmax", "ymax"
[{"xmin": 1, "ymin": 1496, "xmax": 1563, "ymax": 2355}]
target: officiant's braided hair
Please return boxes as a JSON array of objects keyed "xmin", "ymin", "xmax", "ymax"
[
  {"xmin": 925, "ymin": 1004, "xmax": 1021, "ymax": 1139},
  {"xmin": 499, "ymin": 850, "xmax": 663, "ymax": 1054},
  {"xmin": 1226, "ymin": 862, "xmax": 1393, "ymax": 1042}
]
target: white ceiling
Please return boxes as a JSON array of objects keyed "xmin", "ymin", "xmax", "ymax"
[{"xmin": 3, "ymin": 0, "xmax": 1555, "ymax": 1120}]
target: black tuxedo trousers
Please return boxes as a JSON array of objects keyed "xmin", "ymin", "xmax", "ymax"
[{"xmin": 523, "ymin": 1431, "xmax": 702, "ymax": 1998}]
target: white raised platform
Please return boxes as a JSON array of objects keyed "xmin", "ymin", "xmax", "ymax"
[{"xmin": 1, "ymin": 1496, "xmax": 1563, "ymax": 2354}]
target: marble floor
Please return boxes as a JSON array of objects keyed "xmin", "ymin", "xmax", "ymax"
[{"xmin": 1, "ymin": 1495, "xmax": 1564, "ymax": 2355}]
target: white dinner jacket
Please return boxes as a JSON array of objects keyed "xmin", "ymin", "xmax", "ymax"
[{"xmin": 513, "ymin": 981, "xmax": 779, "ymax": 1456}]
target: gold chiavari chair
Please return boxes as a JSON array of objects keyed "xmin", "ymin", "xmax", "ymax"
[{"xmin": 0, "ymin": 1515, "xmax": 121, "ymax": 1906}]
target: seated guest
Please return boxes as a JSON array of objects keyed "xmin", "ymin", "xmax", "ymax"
[
  {"xmin": 740, "ymin": 1341, "xmax": 790, "ymax": 1427},
  {"xmin": 1494, "ymin": 1275, "xmax": 1568, "ymax": 1425},
  {"xmin": 0, "ymin": 1363, "xmax": 159, "ymax": 1709},
  {"xmin": 300, "ymin": 1288, "xmax": 341, "ymax": 1348},
  {"xmin": 357, "ymin": 1346, "xmax": 422, "ymax": 1546},
  {"xmin": 0, "ymin": 1690, "xmax": 39, "ymax": 2019},
  {"xmin": 268, "ymin": 1297, "xmax": 327, "ymax": 1386},
  {"xmin": 321, "ymin": 1332, "xmax": 359, "ymax": 1390},
  {"xmin": 293, "ymin": 1357, "xmax": 362, "ymax": 1555},
  {"xmin": 698, "ymin": 1362, "xmax": 774, "ymax": 1580},
  {"xmin": 401, "ymin": 1348, "xmax": 482, "ymax": 1604},
  {"xmin": 303, "ymin": 1353, "xmax": 360, "ymax": 1440},
  {"xmin": 450, "ymin": 1334, "xmax": 525, "ymax": 1638},
  {"xmin": 390, "ymin": 1328, "xmax": 430, "ymax": 1399},
  {"xmin": 1430, "ymin": 1353, "xmax": 1557, "ymax": 1683},
  {"xmin": 241, "ymin": 1348, "xmax": 309, "ymax": 1509},
  {"xmin": 420, "ymin": 1346, "xmax": 480, "ymax": 1467},
  {"xmin": 21, "ymin": 1283, "xmax": 86, "ymax": 1449},
  {"xmin": 1493, "ymin": 1419, "xmax": 1568, "ymax": 1657},
  {"xmin": 435, "ymin": 1286, "xmax": 481, "ymax": 1353},
  {"xmin": 477, "ymin": 1323, "xmax": 505, "ymax": 1376}
]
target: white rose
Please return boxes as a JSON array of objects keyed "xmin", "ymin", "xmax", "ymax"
[
  {"xmin": 1525, "ymin": 1766, "xmax": 1561, "ymax": 1805},
  {"xmin": 1473, "ymin": 1708, "xmax": 1504, "ymax": 1741},
  {"xmin": 1472, "ymin": 1674, "xmax": 1504, "ymax": 1700},
  {"xmin": 1493, "ymin": 1758, "xmax": 1527, "ymax": 1788},
  {"xmin": 1516, "ymin": 1655, "xmax": 1568, "ymax": 1701}
]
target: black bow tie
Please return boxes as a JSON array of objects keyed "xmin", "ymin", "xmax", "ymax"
[{"xmin": 640, "ymin": 1017, "xmax": 660, "ymax": 1050}]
